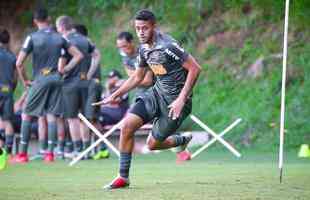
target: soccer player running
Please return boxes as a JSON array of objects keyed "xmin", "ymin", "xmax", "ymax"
[
  {"xmin": 15, "ymin": 8, "xmax": 83, "ymax": 163},
  {"xmin": 56, "ymin": 17, "xmax": 100, "ymax": 158},
  {"xmin": 0, "ymin": 28, "xmax": 16, "ymax": 169},
  {"xmin": 94, "ymin": 9, "xmax": 201, "ymax": 189}
]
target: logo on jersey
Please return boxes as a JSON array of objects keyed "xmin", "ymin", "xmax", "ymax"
[
  {"xmin": 149, "ymin": 64, "xmax": 167, "ymax": 75},
  {"xmin": 172, "ymin": 42, "xmax": 185, "ymax": 52},
  {"xmin": 165, "ymin": 48, "xmax": 180, "ymax": 61},
  {"xmin": 41, "ymin": 68, "xmax": 51, "ymax": 76}
]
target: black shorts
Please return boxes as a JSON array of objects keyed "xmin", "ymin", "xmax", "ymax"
[
  {"xmin": 84, "ymin": 79, "xmax": 102, "ymax": 120},
  {"xmin": 62, "ymin": 79, "xmax": 88, "ymax": 118},
  {"xmin": 24, "ymin": 73, "xmax": 63, "ymax": 116},
  {"xmin": 0, "ymin": 129, "xmax": 5, "ymax": 141},
  {"xmin": 129, "ymin": 88, "xmax": 191, "ymax": 142},
  {"xmin": 0, "ymin": 93, "xmax": 14, "ymax": 121}
]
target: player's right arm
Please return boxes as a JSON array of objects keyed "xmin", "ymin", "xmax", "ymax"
[
  {"xmin": 62, "ymin": 45, "xmax": 83, "ymax": 73},
  {"xmin": 57, "ymin": 56, "xmax": 67, "ymax": 75},
  {"xmin": 16, "ymin": 36, "xmax": 32, "ymax": 88},
  {"xmin": 92, "ymin": 67, "xmax": 147, "ymax": 106},
  {"xmin": 124, "ymin": 66, "xmax": 135, "ymax": 77},
  {"xmin": 139, "ymin": 69, "xmax": 153, "ymax": 87},
  {"xmin": 93, "ymin": 48, "xmax": 149, "ymax": 106}
]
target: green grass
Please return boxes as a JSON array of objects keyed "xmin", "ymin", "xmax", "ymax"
[{"xmin": 1, "ymin": 150, "xmax": 309, "ymax": 200}]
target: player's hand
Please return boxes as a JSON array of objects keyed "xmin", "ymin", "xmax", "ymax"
[
  {"xmin": 92, "ymin": 95, "xmax": 116, "ymax": 106},
  {"xmin": 58, "ymin": 66, "xmax": 65, "ymax": 75},
  {"xmin": 168, "ymin": 97, "xmax": 186, "ymax": 120},
  {"xmin": 23, "ymin": 80, "xmax": 32, "ymax": 88}
]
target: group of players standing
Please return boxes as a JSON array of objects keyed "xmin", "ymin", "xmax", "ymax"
[{"xmin": 1, "ymin": 8, "xmax": 115, "ymax": 164}]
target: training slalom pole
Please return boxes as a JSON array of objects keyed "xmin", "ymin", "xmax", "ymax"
[{"xmin": 279, "ymin": 0, "xmax": 290, "ymax": 183}]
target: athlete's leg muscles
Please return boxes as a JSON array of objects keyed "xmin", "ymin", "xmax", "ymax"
[
  {"xmin": 118, "ymin": 113, "xmax": 143, "ymax": 179},
  {"xmin": 38, "ymin": 116, "xmax": 47, "ymax": 152},
  {"xmin": 19, "ymin": 113, "xmax": 32, "ymax": 154},
  {"xmin": 119, "ymin": 113, "xmax": 144, "ymax": 153},
  {"xmin": 56, "ymin": 117, "xmax": 65, "ymax": 154},
  {"xmin": 146, "ymin": 133, "xmax": 191, "ymax": 151},
  {"xmin": 46, "ymin": 114, "xmax": 57, "ymax": 153},
  {"xmin": 3, "ymin": 120, "xmax": 14, "ymax": 154},
  {"xmin": 67, "ymin": 118, "xmax": 82, "ymax": 152}
]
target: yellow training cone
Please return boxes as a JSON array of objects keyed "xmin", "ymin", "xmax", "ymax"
[{"xmin": 298, "ymin": 144, "xmax": 310, "ymax": 158}]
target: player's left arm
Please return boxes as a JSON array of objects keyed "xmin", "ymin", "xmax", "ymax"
[
  {"xmin": 179, "ymin": 55, "xmax": 201, "ymax": 102},
  {"xmin": 167, "ymin": 43, "xmax": 201, "ymax": 119}
]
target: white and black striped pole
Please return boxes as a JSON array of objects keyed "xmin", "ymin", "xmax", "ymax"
[{"xmin": 279, "ymin": 0, "xmax": 290, "ymax": 183}]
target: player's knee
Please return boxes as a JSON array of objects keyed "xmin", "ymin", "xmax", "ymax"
[
  {"xmin": 2, "ymin": 121, "xmax": 13, "ymax": 132},
  {"xmin": 67, "ymin": 118, "xmax": 77, "ymax": 124},
  {"xmin": 21, "ymin": 113, "xmax": 31, "ymax": 121},
  {"xmin": 46, "ymin": 114, "xmax": 56, "ymax": 122},
  {"xmin": 146, "ymin": 136, "xmax": 158, "ymax": 150},
  {"xmin": 147, "ymin": 142, "xmax": 156, "ymax": 151}
]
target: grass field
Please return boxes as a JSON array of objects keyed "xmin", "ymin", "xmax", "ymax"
[{"xmin": 0, "ymin": 150, "xmax": 309, "ymax": 200}]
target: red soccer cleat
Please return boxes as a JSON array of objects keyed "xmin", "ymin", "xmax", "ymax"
[
  {"xmin": 14, "ymin": 153, "xmax": 29, "ymax": 163},
  {"xmin": 176, "ymin": 150, "xmax": 191, "ymax": 164},
  {"xmin": 103, "ymin": 176, "xmax": 130, "ymax": 190},
  {"xmin": 43, "ymin": 152, "xmax": 54, "ymax": 163}
]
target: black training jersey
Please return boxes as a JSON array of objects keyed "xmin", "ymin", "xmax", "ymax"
[
  {"xmin": 120, "ymin": 49, "xmax": 138, "ymax": 71},
  {"xmin": 93, "ymin": 64, "xmax": 101, "ymax": 81},
  {"xmin": 137, "ymin": 31, "xmax": 189, "ymax": 102},
  {"xmin": 121, "ymin": 49, "xmax": 155, "ymax": 85},
  {"xmin": 0, "ymin": 47, "xmax": 16, "ymax": 88},
  {"xmin": 21, "ymin": 27, "xmax": 69, "ymax": 78},
  {"xmin": 64, "ymin": 32, "xmax": 95, "ymax": 80}
]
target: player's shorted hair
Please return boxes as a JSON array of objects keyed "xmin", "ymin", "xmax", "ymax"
[
  {"xmin": 33, "ymin": 8, "xmax": 48, "ymax": 22},
  {"xmin": 135, "ymin": 9, "xmax": 156, "ymax": 23},
  {"xmin": 117, "ymin": 32, "xmax": 133, "ymax": 43},
  {"xmin": 74, "ymin": 24, "xmax": 88, "ymax": 36},
  {"xmin": 57, "ymin": 16, "xmax": 74, "ymax": 31}
]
